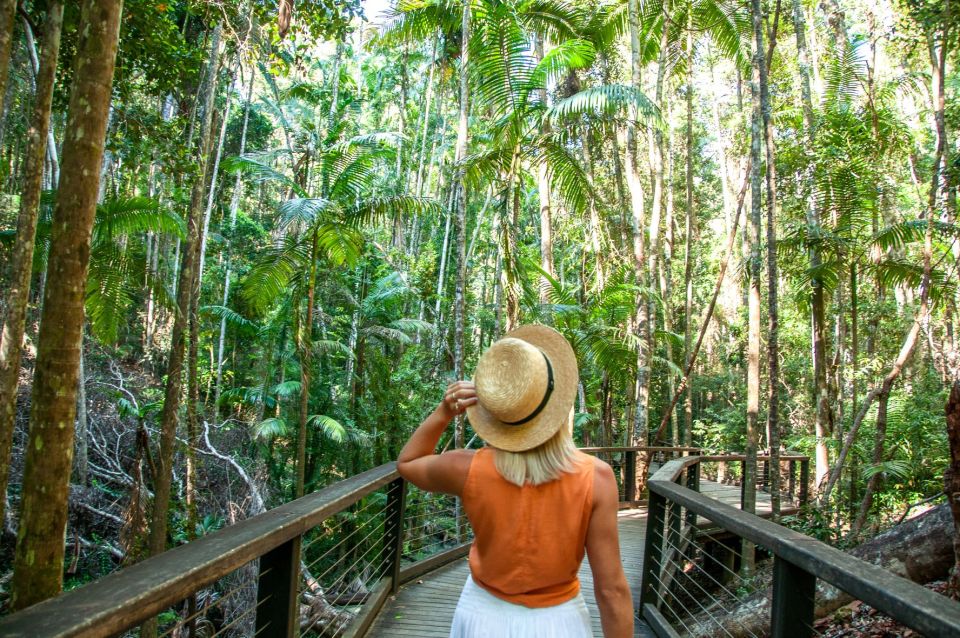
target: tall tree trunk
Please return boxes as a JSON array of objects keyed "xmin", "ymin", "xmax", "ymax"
[
  {"xmin": 214, "ymin": 64, "xmax": 256, "ymax": 412},
  {"xmin": 662, "ymin": 111, "xmax": 676, "ymax": 443},
  {"xmin": 645, "ymin": 16, "xmax": 670, "ymax": 444},
  {"xmin": 75, "ymin": 345, "xmax": 89, "ymax": 487},
  {"xmin": 0, "ymin": 0, "xmax": 18, "ymax": 141},
  {"xmin": 535, "ymin": 35, "xmax": 555, "ymax": 311},
  {"xmin": 793, "ymin": 0, "xmax": 831, "ymax": 489},
  {"xmin": 414, "ymin": 37, "xmax": 437, "ymax": 199},
  {"xmin": 22, "ymin": 13, "xmax": 61, "ymax": 184},
  {"xmin": 296, "ymin": 228, "xmax": 319, "ymax": 499},
  {"xmin": 682, "ymin": 16, "xmax": 695, "ymax": 447},
  {"xmin": 626, "ymin": 0, "xmax": 649, "ymax": 450},
  {"xmin": 452, "ymin": 0, "xmax": 470, "ymax": 447},
  {"xmin": 9, "ymin": 0, "xmax": 121, "ymax": 610},
  {"xmin": 198, "ymin": 65, "xmax": 237, "ymax": 285},
  {"xmin": 759, "ymin": 0, "xmax": 782, "ymax": 516},
  {"xmin": 0, "ymin": 0, "xmax": 64, "ymax": 529},
  {"xmin": 944, "ymin": 382, "xmax": 960, "ymax": 593},
  {"xmin": 852, "ymin": 279, "xmax": 932, "ymax": 535},
  {"xmin": 147, "ymin": 21, "xmax": 220, "ymax": 589},
  {"xmin": 850, "ymin": 20, "xmax": 944, "ymax": 533},
  {"xmin": 743, "ymin": 0, "xmax": 765, "ymax": 573}
]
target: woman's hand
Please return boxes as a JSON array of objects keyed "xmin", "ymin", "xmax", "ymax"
[
  {"xmin": 441, "ymin": 380, "xmax": 478, "ymax": 418},
  {"xmin": 397, "ymin": 380, "xmax": 478, "ymax": 496}
]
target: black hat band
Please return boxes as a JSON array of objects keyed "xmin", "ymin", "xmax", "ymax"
[{"xmin": 502, "ymin": 352, "xmax": 555, "ymax": 426}]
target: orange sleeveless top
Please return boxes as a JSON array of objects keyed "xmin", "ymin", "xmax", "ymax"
[{"xmin": 461, "ymin": 447, "xmax": 595, "ymax": 608}]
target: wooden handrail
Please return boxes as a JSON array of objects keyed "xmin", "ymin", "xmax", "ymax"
[
  {"xmin": 579, "ymin": 446, "xmax": 701, "ymax": 453},
  {"xmin": 641, "ymin": 456, "xmax": 960, "ymax": 638},
  {"xmin": 0, "ymin": 463, "xmax": 400, "ymax": 638},
  {"xmin": 579, "ymin": 447, "xmax": 808, "ymax": 506}
]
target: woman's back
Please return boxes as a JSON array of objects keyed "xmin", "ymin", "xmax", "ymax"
[{"xmin": 461, "ymin": 447, "xmax": 595, "ymax": 608}]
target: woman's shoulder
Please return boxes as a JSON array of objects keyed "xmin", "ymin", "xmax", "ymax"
[{"xmin": 574, "ymin": 450, "xmax": 610, "ymax": 473}]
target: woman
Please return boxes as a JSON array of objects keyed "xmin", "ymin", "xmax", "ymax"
[{"xmin": 398, "ymin": 324, "xmax": 634, "ymax": 637}]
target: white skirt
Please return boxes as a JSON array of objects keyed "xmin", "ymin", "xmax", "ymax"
[{"xmin": 449, "ymin": 575, "xmax": 593, "ymax": 638}]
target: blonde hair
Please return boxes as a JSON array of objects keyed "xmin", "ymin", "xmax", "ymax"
[{"xmin": 492, "ymin": 421, "xmax": 579, "ymax": 486}]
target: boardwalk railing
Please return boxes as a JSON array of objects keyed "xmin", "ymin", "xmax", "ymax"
[
  {"xmin": 0, "ymin": 463, "xmax": 471, "ymax": 638},
  {"xmin": 640, "ymin": 455, "xmax": 960, "ymax": 638},
  {"xmin": 580, "ymin": 446, "xmax": 701, "ymax": 505}
]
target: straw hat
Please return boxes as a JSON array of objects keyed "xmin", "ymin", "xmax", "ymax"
[{"xmin": 466, "ymin": 324, "xmax": 578, "ymax": 452}]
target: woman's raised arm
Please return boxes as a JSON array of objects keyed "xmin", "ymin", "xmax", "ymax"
[{"xmin": 396, "ymin": 381, "xmax": 476, "ymax": 495}]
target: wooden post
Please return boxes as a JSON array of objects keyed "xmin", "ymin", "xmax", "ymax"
[
  {"xmin": 625, "ymin": 450, "xmax": 637, "ymax": 503},
  {"xmin": 771, "ymin": 556, "xmax": 815, "ymax": 638},
  {"xmin": 762, "ymin": 460, "xmax": 770, "ymax": 491},
  {"xmin": 799, "ymin": 459, "xmax": 810, "ymax": 505},
  {"xmin": 685, "ymin": 462, "xmax": 699, "ymax": 527},
  {"xmin": 718, "ymin": 540, "xmax": 738, "ymax": 586},
  {"xmin": 640, "ymin": 489, "xmax": 667, "ymax": 609},
  {"xmin": 383, "ymin": 477, "xmax": 407, "ymax": 593},
  {"xmin": 255, "ymin": 536, "xmax": 301, "ymax": 638},
  {"xmin": 741, "ymin": 459, "xmax": 747, "ymax": 508},
  {"xmin": 668, "ymin": 495, "xmax": 681, "ymax": 550},
  {"xmin": 788, "ymin": 460, "xmax": 796, "ymax": 502}
]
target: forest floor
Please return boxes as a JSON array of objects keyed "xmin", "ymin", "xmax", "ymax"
[{"xmin": 815, "ymin": 580, "xmax": 953, "ymax": 637}]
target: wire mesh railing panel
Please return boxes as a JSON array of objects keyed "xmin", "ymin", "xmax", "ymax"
[
  {"xmin": 647, "ymin": 474, "xmax": 827, "ymax": 638},
  {"xmin": 298, "ymin": 488, "xmax": 393, "ymax": 637},
  {"xmin": 116, "ymin": 558, "xmax": 264, "ymax": 638},
  {"xmin": 401, "ymin": 487, "xmax": 472, "ymax": 564},
  {"xmin": 651, "ymin": 514, "xmax": 787, "ymax": 637}
]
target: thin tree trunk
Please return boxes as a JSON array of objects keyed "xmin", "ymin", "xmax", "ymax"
[
  {"xmin": 535, "ymin": 35, "xmax": 555, "ymax": 311},
  {"xmin": 759, "ymin": 0, "xmax": 782, "ymax": 516},
  {"xmin": 0, "ymin": 0, "xmax": 18, "ymax": 142},
  {"xmin": 198, "ymin": 63, "xmax": 238, "ymax": 284},
  {"xmin": 414, "ymin": 36, "xmax": 437, "ymax": 198},
  {"xmin": 792, "ymin": 0, "xmax": 831, "ymax": 489},
  {"xmin": 146, "ymin": 24, "xmax": 221, "ymax": 617},
  {"xmin": 297, "ymin": 228, "xmax": 319, "ymax": 499},
  {"xmin": 452, "ymin": 0, "xmax": 471, "ymax": 448},
  {"xmin": 944, "ymin": 382, "xmax": 960, "ymax": 593},
  {"xmin": 214, "ymin": 64, "xmax": 255, "ymax": 412},
  {"xmin": 10, "ymin": 0, "xmax": 122, "ymax": 610},
  {"xmin": 0, "ymin": 1, "xmax": 63, "ymax": 529},
  {"xmin": 22, "ymin": 13, "xmax": 60, "ymax": 184},
  {"xmin": 743, "ymin": 0, "xmax": 765, "ymax": 573},
  {"xmin": 683, "ymin": 16, "xmax": 695, "ymax": 447},
  {"xmin": 75, "ymin": 344, "xmax": 89, "ymax": 487},
  {"xmin": 653, "ymin": 164, "xmax": 751, "ymax": 443},
  {"xmin": 626, "ymin": 0, "xmax": 649, "ymax": 450}
]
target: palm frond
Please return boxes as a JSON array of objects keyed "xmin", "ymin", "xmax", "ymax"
[
  {"xmin": 277, "ymin": 198, "xmax": 334, "ymax": 232},
  {"xmin": 200, "ymin": 305, "xmax": 258, "ymax": 332},
  {"xmin": 93, "ymin": 197, "xmax": 185, "ymax": 243},
  {"xmin": 223, "ymin": 155, "xmax": 307, "ymax": 197},
  {"xmin": 546, "ymin": 84, "xmax": 662, "ymax": 128},
  {"xmin": 254, "ymin": 417, "xmax": 289, "ymax": 440},
  {"xmin": 539, "ymin": 140, "xmax": 596, "ymax": 216},
  {"xmin": 346, "ymin": 196, "xmax": 442, "ymax": 227},
  {"xmin": 870, "ymin": 219, "xmax": 960, "ymax": 253},
  {"xmin": 526, "ymin": 39, "xmax": 596, "ymax": 95},
  {"xmin": 308, "ymin": 414, "xmax": 347, "ymax": 443},
  {"xmin": 242, "ymin": 235, "xmax": 310, "ymax": 313}
]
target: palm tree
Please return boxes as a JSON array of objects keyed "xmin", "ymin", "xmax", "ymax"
[
  {"xmin": 778, "ymin": 45, "xmax": 958, "ymax": 511},
  {"xmin": 234, "ymin": 134, "xmax": 439, "ymax": 498}
]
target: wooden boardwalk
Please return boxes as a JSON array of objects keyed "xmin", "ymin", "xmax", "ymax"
[{"xmin": 366, "ymin": 480, "xmax": 780, "ymax": 637}]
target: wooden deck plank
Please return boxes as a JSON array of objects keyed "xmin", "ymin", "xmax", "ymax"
[
  {"xmin": 365, "ymin": 480, "xmax": 783, "ymax": 637},
  {"xmin": 367, "ymin": 512, "xmax": 649, "ymax": 638}
]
